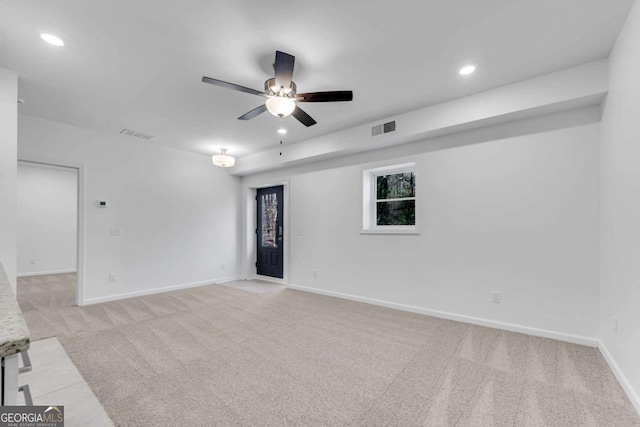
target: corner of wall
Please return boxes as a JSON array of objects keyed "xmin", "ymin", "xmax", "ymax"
[
  {"xmin": 0, "ymin": 66, "xmax": 18, "ymax": 292},
  {"xmin": 598, "ymin": 340, "xmax": 640, "ymax": 414},
  {"xmin": 597, "ymin": 0, "xmax": 640, "ymax": 416}
]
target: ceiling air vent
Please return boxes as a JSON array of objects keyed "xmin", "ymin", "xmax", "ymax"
[
  {"xmin": 120, "ymin": 129, "xmax": 154, "ymax": 140},
  {"xmin": 371, "ymin": 120, "xmax": 396, "ymax": 137}
]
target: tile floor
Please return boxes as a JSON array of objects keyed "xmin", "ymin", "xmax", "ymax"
[{"xmin": 18, "ymin": 337, "xmax": 113, "ymax": 426}]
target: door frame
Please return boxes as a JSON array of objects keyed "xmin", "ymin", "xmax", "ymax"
[
  {"xmin": 17, "ymin": 157, "xmax": 86, "ymax": 306},
  {"xmin": 243, "ymin": 180, "xmax": 289, "ymax": 285}
]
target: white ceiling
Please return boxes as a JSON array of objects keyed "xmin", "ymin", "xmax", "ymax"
[{"xmin": 0, "ymin": 0, "xmax": 634, "ymax": 159}]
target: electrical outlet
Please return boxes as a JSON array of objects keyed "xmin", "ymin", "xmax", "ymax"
[
  {"xmin": 296, "ymin": 228, "xmax": 303, "ymax": 236},
  {"xmin": 30, "ymin": 258, "xmax": 36, "ymax": 265},
  {"xmin": 613, "ymin": 316, "xmax": 619, "ymax": 333},
  {"xmin": 109, "ymin": 226, "xmax": 122, "ymax": 236},
  {"xmin": 492, "ymin": 290, "xmax": 501, "ymax": 304},
  {"xmin": 312, "ymin": 269, "xmax": 318, "ymax": 278},
  {"xmin": 109, "ymin": 274, "xmax": 117, "ymax": 283},
  {"xmin": 220, "ymin": 262, "xmax": 225, "ymax": 270}
]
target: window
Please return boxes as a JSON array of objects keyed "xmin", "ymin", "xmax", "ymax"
[{"xmin": 362, "ymin": 162, "xmax": 417, "ymax": 233}]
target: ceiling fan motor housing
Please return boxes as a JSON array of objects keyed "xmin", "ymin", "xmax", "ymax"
[{"xmin": 265, "ymin": 77, "xmax": 297, "ymax": 98}]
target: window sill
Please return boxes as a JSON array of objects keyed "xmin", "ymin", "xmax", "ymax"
[{"xmin": 360, "ymin": 229, "xmax": 420, "ymax": 235}]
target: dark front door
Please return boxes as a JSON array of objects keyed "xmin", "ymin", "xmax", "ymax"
[{"xmin": 256, "ymin": 186, "xmax": 284, "ymax": 278}]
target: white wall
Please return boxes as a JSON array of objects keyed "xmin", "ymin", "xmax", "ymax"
[
  {"xmin": 243, "ymin": 109, "xmax": 601, "ymax": 341},
  {"xmin": 0, "ymin": 67, "xmax": 18, "ymax": 292},
  {"xmin": 599, "ymin": 0, "xmax": 640, "ymax": 410},
  {"xmin": 17, "ymin": 163, "xmax": 78, "ymax": 276},
  {"xmin": 18, "ymin": 115, "xmax": 242, "ymax": 304}
]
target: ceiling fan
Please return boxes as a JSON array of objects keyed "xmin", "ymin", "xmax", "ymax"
[{"xmin": 202, "ymin": 51, "xmax": 353, "ymax": 127}]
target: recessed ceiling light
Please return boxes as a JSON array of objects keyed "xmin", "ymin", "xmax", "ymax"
[
  {"xmin": 277, "ymin": 128, "xmax": 287, "ymax": 135},
  {"xmin": 40, "ymin": 33, "xmax": 64, "ymax": 47},
  {"xmin": 459, "ymin": 65, "xmax": 476, "ymax": 76}
]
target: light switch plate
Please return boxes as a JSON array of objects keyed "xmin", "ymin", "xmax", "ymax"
[{"xmin": 492, "ymin": 290, "xmax": 501, "ymax": 304}]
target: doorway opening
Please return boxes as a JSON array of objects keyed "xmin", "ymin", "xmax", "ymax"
[{"xmin": 16, "ymin": 160, "xmax": 83, "ymax": 307}]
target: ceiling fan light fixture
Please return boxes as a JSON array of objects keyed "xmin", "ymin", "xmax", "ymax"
[
  {"xmin": 212, "ymin": 148, "xmax": 235, "ymax": 167},
  {"xmin": 266, "ymin": 96, "xmax": 296, "ymax": 118},
  {"xmin": 201, "ymin": 51, "xmax": 352, "ymax": 127}
]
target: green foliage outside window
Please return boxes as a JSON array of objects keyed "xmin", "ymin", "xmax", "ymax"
[{"xmin": 376, "ymin": 172, "xmax": 415, "ymax": 226}]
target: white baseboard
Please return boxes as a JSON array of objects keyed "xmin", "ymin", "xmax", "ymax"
[
  {"xmin": 81, "ymin": 275, "xmax": 243, "ymax": 306},
  {"xmin": 287, "ymin": 283, "xmax": 599, "ymax": 347},
  {"xmin": 598, "ymin": 340, "xmax": 640, "ymax": 415},
  {"xmin": 17, "ymin": 269, "xmax": 76, "ymax": 277}
]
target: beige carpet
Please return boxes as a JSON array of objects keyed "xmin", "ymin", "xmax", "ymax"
[{"xmin": 17, "ymin": 274, "xmax": 640, "ymax": 426}]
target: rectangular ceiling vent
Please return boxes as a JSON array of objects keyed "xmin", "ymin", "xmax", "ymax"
[
  {"xmin": 371, "ymin": 120, "xmax": 396, "ymax": 137},
  {"xmin": 120, "ymin": 129, "xmax": 154, "ymax": 140}
]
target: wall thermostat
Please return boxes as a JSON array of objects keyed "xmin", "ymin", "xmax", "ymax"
[{"xmin": 97, "ymin": 201, "xmax": 107, "ymax": 208}]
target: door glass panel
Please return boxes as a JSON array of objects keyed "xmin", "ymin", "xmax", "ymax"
[{"xmin": 261, "ymin": 193, "xmax": 278, "ymax": 248}]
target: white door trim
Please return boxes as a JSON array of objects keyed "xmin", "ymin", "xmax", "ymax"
[{"xmin": 17, "ymin": 158, "xmax": 86, "ymax": 306}]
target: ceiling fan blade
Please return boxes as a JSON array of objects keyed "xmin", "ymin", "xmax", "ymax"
[
  {"xmin": 238, "ymin": 104, "xmax": 268, "ymax": 120},
  {"xmin": 274, "ymin": 51, "xmax": 295, "ymax": 90},
  {"xmin": 292, "ymin": 106, "xmax": 317, "ymax": 127},
  {"xmin": 202, "ymin": 76, "xmax": 266, "ymax": 97},
  {"xmin": 297, "ymin": 91, "xmax": 353, "ymax": 102}
]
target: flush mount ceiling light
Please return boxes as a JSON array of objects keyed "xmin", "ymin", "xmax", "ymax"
[
  {"xmin": 211, "ymin": 148, "xmax": 235, "ymax": 168},
  {"xmin": 277, "ymin": 128, "xmax": 287, "ymax": 135},
  {"xmin": 40, "ymin": 33, "xmax": 64, "ymax": 47},
  {"xmin": 459, "ymin": 65, "xmax": 476, "ymax": 75}
]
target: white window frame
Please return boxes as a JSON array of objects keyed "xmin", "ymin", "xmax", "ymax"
[{"xmin": 362, "ymin": 162, "xmax": 419, "ymax": 234}]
